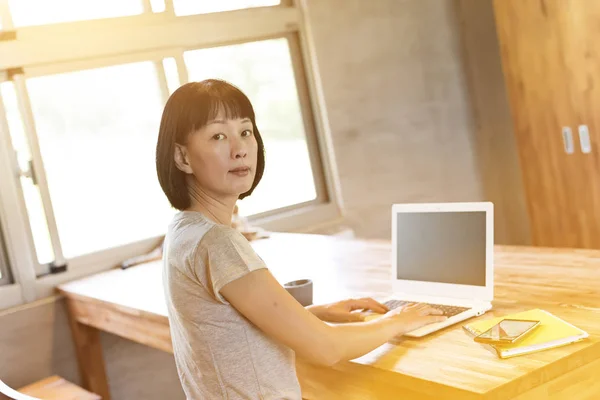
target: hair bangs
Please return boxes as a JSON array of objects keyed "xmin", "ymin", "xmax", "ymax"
[{"xmin": 188, "ymin": 81, "xmax": 256, "ymax": 135}]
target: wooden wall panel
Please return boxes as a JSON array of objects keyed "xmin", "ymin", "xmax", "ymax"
[
  {"xmin": 493, "ymin": 0, "xmax": 586, "ymax": 248},
  {"xmin": 561, "ymin": 0, "xmax": 600, "ymax": 248}
]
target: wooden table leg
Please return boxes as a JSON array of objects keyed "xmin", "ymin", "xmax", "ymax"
[{"xmin": 65, "ymin": 299, "xmax": 111, "ymax": 400}]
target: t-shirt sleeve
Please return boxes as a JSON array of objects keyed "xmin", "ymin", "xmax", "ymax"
[{"xmin": 195, "ymin": 225, "xmax": 267, "ymax": 304}]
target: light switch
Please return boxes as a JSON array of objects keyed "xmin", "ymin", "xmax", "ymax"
[
  {"xmin": 562, "ymin": 127, "xmax": 574, "ymax": 154},
  {"xmin": 578, "ymin": 125, "xmax": 592, "ymax": 154}
]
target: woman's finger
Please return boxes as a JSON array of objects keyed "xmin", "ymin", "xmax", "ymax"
[
  {"xmin": 403, "ymin": 302, "xmax": 424, "ymax": 310},
  {"xmin": 360, "ymin": 298, "xmax": 389, "ymax": 313},
  {"xmin": 345, "ymin": 298, "xmax": 374, "ymax": 311},
  {"xmin": 419, "ymin": 306, "xmax": 443, "ymax": 316},
  {"xmin": 350, "ymin": 297, "xmax": 390, "ymax": 314},
  {"xmin": 425, "ymin": 307, "xmax": 444, "ymax": 316}
]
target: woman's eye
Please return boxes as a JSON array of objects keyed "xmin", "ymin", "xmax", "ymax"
[
  {"xmin": 212, "ymin": 133, "xmax": 226, "ymax": 140},
  {"xmin": 241, "ymin": 129, "xmax": 253, "ymax": 137}
]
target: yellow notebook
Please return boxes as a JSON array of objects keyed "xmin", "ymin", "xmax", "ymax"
[{"xmin": 463, "ymin": 309, "xmax": 589, "ymax": 359}]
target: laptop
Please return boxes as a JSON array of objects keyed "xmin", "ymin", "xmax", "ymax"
[{"xmin": 368, "ymin": 202, "xmax": 494, "ymax": 337}]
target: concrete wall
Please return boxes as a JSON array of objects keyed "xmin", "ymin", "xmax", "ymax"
[
  {"xmin": 0, "ymin": 1, "xmax": 529, "ymax": 398},
  {"xmin": 306, "ymin": 0, "xmax": 483, "ymax": 239},
  {"xmin": 305, "ymin": 0, "xmax": 529, "ymax": 243}
]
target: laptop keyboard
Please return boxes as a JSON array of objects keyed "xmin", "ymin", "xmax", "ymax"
[{"xmin": 383, "ymin": 299, "xmax": 471, "ymax": 318}]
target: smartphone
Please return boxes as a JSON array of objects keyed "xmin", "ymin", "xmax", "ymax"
[{"xmin": 474, "ymin": 318, "xmax": 541, "ymax": 344}]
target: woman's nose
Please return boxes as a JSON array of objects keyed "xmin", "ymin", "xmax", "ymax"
[
  {"xmin": 232, "ymin": 142, "xmax": 248, "ymax": 159},
  {"xmin": 235, "ymin": 149, "xmax": 247, "ymax": 159}
]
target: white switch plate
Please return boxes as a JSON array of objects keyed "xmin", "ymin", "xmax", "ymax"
[
  {"xmin": 578, "ymin": 125, "xmax": 592, "ymax": 153},
  {"xmin": 562, "ymin": 127, "xmax": 574, "ymax": 154}
]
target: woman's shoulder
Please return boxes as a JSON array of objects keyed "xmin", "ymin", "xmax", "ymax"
[
  {"xmin": 169, "ymin": 210, "xmax": 214, "ymax": 232},
  {"xmin": 169, "ymin": 211, "xmax": 246, "ymax": 248},
  {"xmin": 200, "ymin": 222, "xmax": 249, "ymax": 250},
  {"xmin": 166, "ymin": 211, "xmax": 216, "ymax": 253},
  {"xmin": 198, "ymin": 223, "xmax": 267, "ymax": 276}
]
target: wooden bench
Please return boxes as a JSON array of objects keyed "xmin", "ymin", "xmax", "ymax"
[{"xmin": 0, "ymin": 375, "xmax": 100, "ymax": 400}]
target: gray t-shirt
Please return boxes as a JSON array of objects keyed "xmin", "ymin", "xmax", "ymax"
[{"xmin": 162, "ymin": 211, "xmax": 301, "ymax": 399}]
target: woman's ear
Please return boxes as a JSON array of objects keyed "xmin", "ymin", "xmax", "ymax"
[{"xmin": 174, "ymin": 144, "xmax": 193, "ymax": 174}]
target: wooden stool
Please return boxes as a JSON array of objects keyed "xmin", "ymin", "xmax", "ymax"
[{"xmin": 17, "ymin": 376, "xmax": 101, "ymax": 400}]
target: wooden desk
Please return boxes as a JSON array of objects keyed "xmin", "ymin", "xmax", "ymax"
[{"xmin": 58, "ymin": 233, "xmax": 600, "ymax": 400}]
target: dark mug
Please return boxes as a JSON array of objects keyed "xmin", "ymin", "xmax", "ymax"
[{"xmin": 284, "ymin": 279, "xmax": 313, "ymax": 306}]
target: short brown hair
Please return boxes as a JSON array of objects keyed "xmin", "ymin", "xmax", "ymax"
[{"xmin": 155, "ymin": 79, "xmax": 265, "ymax": 210}]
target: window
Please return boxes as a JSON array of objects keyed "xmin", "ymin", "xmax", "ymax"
[
  {"xmin": 0, "ymin": 0, "xmax": 339, "ymax": 301},
  {"xmin": 184, "ymin": 38, "xmax": 317, "ymax": 216},
  {"xmin": 25, "ymin": 62, "xmax": 172, "ymax": 259},
  {"xmin": 1, "ymin": 82, "xmax": 54, "ymax": 265}
]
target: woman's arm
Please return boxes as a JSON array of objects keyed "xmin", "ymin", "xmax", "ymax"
[{"xmin": 220, "ymin": 269, "xmax": 445, "ymax": 366}]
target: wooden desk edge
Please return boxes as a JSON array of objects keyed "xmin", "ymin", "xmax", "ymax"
[
  {"xmin": 59, "ymin": 291, "xmax": 173, "ymax": 354},
  {"xmin": 298, "ymin": 360, "xmax": 487, "ymax": 400},
  {"xmin": 58, "ymin": 287, "xmax": 167, "ymax": 320},
  {"xmin": 482, "ymin": 341, "xmax": 600, "ymax": 399}
]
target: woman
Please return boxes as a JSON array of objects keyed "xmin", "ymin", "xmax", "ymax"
[{"xmin": 156, "ymin": 79, "xmax": 446, "ymax": 400}]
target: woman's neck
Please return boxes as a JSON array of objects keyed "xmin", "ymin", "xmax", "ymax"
[
  {"xmin": 186, "ymin": 179, "xmax": 236, "ymax": 226},
  {"xmin": 188, "ymin": 202, "xmax": 234, "ymax": 226}
]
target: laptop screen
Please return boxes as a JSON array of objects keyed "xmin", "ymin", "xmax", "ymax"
[{"xmin": 395, "ymin": 211, "xmax": 486, "ymax": 286}]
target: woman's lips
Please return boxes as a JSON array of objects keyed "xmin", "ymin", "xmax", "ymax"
[{"xmin": 229, "ymin": 167, "xmax": 250, "ymax": 177}]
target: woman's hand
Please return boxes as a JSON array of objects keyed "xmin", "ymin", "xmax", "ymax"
[
  {"xmin": 307, "ymin": 298, "xmax": 389, "ymax": 323},
  {"xmin": 381, "ymin": 303, "xmax": 447, "ymax": 335}
]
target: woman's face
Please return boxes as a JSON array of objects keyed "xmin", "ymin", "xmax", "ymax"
[{"xmin": 178, "ymin": 109, "xmax": 258, "ymax": 199}]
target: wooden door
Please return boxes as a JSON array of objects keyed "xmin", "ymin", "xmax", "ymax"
[
  {"xmin": 560, "ymin": 0, "xmax": 600, "ymax": 248},
  {"xmin": 493, "ymin": 0, "xmax": 595, "ymax": 248}
]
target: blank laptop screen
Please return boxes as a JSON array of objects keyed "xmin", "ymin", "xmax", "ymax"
[{"xmin": 395, "ymin": 211, "xmax": 486, "ymax": 286}]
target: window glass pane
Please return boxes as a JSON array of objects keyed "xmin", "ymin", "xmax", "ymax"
[
  {"xmin": 8, "ymin": 0, "xmax": 144, "ymax": 27},
  {"xmin": 174, "ymin": 0, "xmax": 280, "ymax": 16},
  {"xmin": 0, "ymin": 222, "xmax": 10, "ymax": 283},
  {"xmin": 1, "ymin": 83, "xmax": 54, "ymax": 265},
  {"xmin": 20, "ymin": 176, "xmax": 54, "ymax": 264},
  {"xmin": 26, "ymin": 62, "xmax": 174, "ymax": 258},
  {"xmin": 0, "ymin": 83, "xmax": 31, "ymax": 174},
  {"xmin": 150, "ymin": 0, "xmax": 166, "ymax": 13},
  {"xmin": 184, "ymin": 38, "xmax": 317, "ymax": 216}
]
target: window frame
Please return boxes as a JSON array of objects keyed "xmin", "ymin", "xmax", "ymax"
[
  {"xmin": 0, "ymin": 0, "xmax": 344, "ymax": 307},
  {"xmin": 0, "ymin": 84, "xmax": 38, "ymax": 301},
  {"xmin": 0, "ymin": 222, "xmax": 12, "ymax": 286}
]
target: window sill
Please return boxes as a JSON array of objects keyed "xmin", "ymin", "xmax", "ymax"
[
  {"xmin": 6, "ymin": 200, "xmax": 342, "ymax": 307},
  {"xmin": 251, "ymin": 200, "xmax": 342, "ymax": 233},
  {"xmin": 34, "ymin": 235, "xmax": 163, "ymax": 299},
  {"xmin": 0, "ymin": 284, "xmax": 24, "ymax": 310}
]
